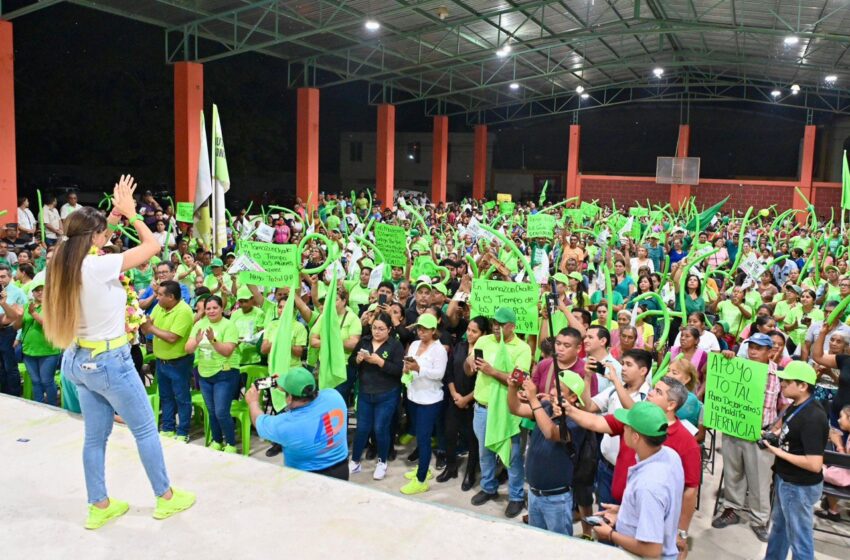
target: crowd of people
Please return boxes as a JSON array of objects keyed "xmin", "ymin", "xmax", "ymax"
[{"xmin": 2, "ymin": 180, "xmax": 848, "ymax": 559}]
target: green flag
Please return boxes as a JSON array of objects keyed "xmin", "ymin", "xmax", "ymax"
[
  {"xmin": 268, "ymin": 286, "xmax": 296, "ymax": 412},
  {"xmin": 317, "ymin": 268, "xmax": 347, "ymax": 390},
  {"xmin": 538, "ymin": 180, "xmax": 548, "ymax": 206},
  {"xmin": 842, "ymin": 150, "xmax": 850, "ymax": 210},
  {"xmin": 685, "ymin": 196, "xmax": 728, "ymax": 233},
  {"xmin": 484, "ymin": 337, "xmax": 521, "ymax": 465}
]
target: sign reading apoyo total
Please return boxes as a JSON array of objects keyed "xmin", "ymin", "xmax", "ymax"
[{"xmin": 704, "ymin": 353, "xmax": 768, "ymax": 441}]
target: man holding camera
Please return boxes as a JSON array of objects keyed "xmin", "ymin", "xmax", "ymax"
[
  {"xmin": 760, "ymin": 361, "xmax": 829, "ymax": 560},
  {"xmin": 246, "ymin": 367, "xmax": 349, "ymax": 480}
]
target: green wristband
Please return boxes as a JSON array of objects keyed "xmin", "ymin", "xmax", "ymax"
[{"xmin": 128, "ymin": 214, "xmax": 143, "ymax": 226}]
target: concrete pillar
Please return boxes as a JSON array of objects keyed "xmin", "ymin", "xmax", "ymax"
[
  {"xmin": 794, "ymin": 125, "xmax": 816, "ymax": 224},
  {"xmin": 297, "ymin": 88, "xmax": 320, "ymax": 211},
  {"xmin": 173, "ymin": 62, "xmax": 204, "ymax": 205},
  {"xmin": 0, "ymin": 21, "xmax": 17, "ymax": 219},
  {"xmin": 375, "ymin": 104, "xmax": 395, "ymax": 210},
  {"xmin": 473, "ymin": 125, "xmax": 487, "ymax": 200},
  {"xmin": 566, "ymin": 125, "xmax": 581, "ymax": 201},
  {"xmin": 431, "ymin": 115, "xmax": 448, "ymax": 203}
]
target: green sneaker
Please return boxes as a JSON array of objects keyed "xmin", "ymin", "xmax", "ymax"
[
  {"xmin": 174, "ymin": 435, "xmax": 190, "ymax": 444},
  {"xmin": 404, "ymin": 469, "xmax": 433, "ymax": 481},
  {"xmin": 223, "ymin": 444, "xmax": 238, "ymax": 454},
  {"xmin": 398, "ymin": 434, "xmax": 414, "ymax": 445},
  {"xmin": 85, "ymin": 498, "xmax": 129, "ymax": 530},
  {"xmin": 160, "ymin": 431, "xmax": 176, "ymax": 438},
  {"xmin": 153, "ymin": 488, "xmax": 196, "ymax": 520},
  {"xmin": 208, "ymin": 441, "xmax": 223, "ymax": 451},
  {"xmin": 400, "ymin": 478, "xmax": 429, "ymax": 495}
]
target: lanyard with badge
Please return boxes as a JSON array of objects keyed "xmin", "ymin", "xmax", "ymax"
[{"xmin": 777, "ymin": 397, "xmax": 814, "ymax": 447}]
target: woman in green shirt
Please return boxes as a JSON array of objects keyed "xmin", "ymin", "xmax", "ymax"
[
  {"xmin": 15, "ymin": 279, "xmax": 61, "ymax": 405},
  {"xmin": 185, "ymin": 296, "xmax": 240, "ymax": 453},
  {"xmin": 176, "ymin": 253, "xmax": 201, "ymax": 297}
]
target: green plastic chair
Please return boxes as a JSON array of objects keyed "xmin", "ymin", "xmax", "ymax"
[
  {"xmin": 229, "ymin": 400, "xmax": 253, "ymax": 456},
  {"xmin": 20, "ymin": 363, "xmax": 33, "ymax": 401},
  {"xmin": 191, "ymin": 390, "xmax": 210, "ymax": 442}
]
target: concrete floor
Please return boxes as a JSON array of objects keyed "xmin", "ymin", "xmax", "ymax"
[{"xmin": 3, "ymin": 395, "xmax": 848, "ymax": 560}]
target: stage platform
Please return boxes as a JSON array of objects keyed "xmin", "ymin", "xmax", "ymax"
[{"xmin": 0, "ymin": 396, "xmax": 629, "ymax": 560}]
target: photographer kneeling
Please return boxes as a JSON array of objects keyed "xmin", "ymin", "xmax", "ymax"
[
  {"xmin": 760, "ymin": 361, "xmax": 829, "ymax": 560},
  {"xmin": 245, "ymin": 367, "xmax": 349, "ymax": 480}
]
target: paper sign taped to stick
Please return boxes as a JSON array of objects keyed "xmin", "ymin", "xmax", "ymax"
[
  {"xmin": 704, "ymin": 353, "xmax": 768, "ymax": 441},
  {"xmin": 236, "ymin": 240, "xmax": 298, "ymax": 288},
  {"xmin": 527, "ymin": 214, "xmax": 556, "ymax": 240},
  {"xmin": 373, "ymin": 223, "xmax": 408, "ymax": 267},
  {"xmin": 176, "ymin": 202, "xmax": 194, "ymax": 223},
  {"xmin": 739, "ymin": 253, "xmax": 767, "ymax": 282},
  {"xmin": 469, "ymin": 279, "xmax": 539, "ymax": 335},
  {"xmin": 253, "ymin": 223, "xmax": 274, "ymax": 243}
]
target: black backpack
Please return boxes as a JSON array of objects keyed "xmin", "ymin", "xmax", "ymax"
[{"xmin": 567, "ymin": 429, "xmax": 599, "ymax": 486}]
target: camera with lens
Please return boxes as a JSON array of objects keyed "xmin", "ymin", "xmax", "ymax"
[
  {"xmin": 253, "ymin": 377, "xmax": 278, "ymax": 391},
  {"xmin": 757, "ymin": 431, "xmax": 779, "ymax": 449}
]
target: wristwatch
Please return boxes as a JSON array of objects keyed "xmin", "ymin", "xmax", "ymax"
[{"xmin": 678, "ymin": 529, "xmax": 689, "ymax": 540}]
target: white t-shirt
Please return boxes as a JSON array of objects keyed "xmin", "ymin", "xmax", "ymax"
[
  {"xmin": 672, "ymin": 329, "xmax": 721, "ymax": 352},
  {"xmin": 77, "ymin": 254, "xmax": 126, "ymax": 341},
  {"xmin": 42, "ymin": 206, "xmax": 62, "ymax": 239},
  {"xmin": 60, "ymin": 203, "xmax": 80, "ymax": 220},
  {"xmin": 406, "ymin": 340, "xmax": 448, "ymax": 405},
  {"xmin": 17, "ymin": 207, "xmax": 36, "ymax": 233}
]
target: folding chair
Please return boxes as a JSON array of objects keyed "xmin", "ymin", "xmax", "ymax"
[{"xmin": 815, "ymin": 451, "xmax": 850, "ymax": 538}]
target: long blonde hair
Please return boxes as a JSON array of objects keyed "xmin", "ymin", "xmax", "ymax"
[{"xmin": 43, "ymin": 207, "xmax": 108, "ymax": 347}]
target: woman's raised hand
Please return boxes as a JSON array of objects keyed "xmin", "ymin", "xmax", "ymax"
[{"xmin": 112, "ymin": 175, "xmax": 138, "ymax": 218}]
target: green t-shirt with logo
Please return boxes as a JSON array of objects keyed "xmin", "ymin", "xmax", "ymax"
[
  {"xmin": 150, "ymin": 301, "xmax": 195, "ymax": 360},
  {"xmin": 230, "ymin": 306, "xmax": 266, "ymax": 365},
  {"xmin": 264, "ymin": 317, "xmax": 309, "ymax": 368},
  {"xmin": 190, "ymin": 317, "xmax": 240, "ymax": 377}
]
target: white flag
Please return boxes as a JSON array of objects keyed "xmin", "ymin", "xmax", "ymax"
[
  {"xmin": 211, "ymin": 104, "xmax": 230, "ymax": 253},
  {"xmin": 194, "ymin": 111, "xmax": 213, "ymax": 249}
]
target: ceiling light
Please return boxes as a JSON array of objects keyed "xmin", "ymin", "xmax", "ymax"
[
  {"xmin": 496, "ymin": 44, "xmax": 512, "ymax": 57},
  {"xmin": 575, "ymin": 85, "xmax": 585, "ymax": 94},
  {"xmin": 408, "ymin": 154, "xmax": 414, "ymax": 160},
  {"xmin": 771, "ymin": 89, "xmax": 781, "ymax": 98},
  {"xmin": 652, "ymin": 67, "xmax": 664, "ymax": 77},
  {"xmin": 580, "ymin": 93, "xmax": 589, "ymax": 100},
  {"xmin": 790, "ymin": 84, "xmax": 800, "ymax": 94},
  {"xmin": 365, "ymin": 19, "xmax": 380, "ymax": 31},
  {"xmin": 825, "ymin": 74, "xmax": 838, "ymax": 84},
  {"xmin": 509, "ymin": 82, "xmax": 520, "ymax": 90},
  {"xmin": 784, "ymin": 35, "xmax": 799, "ymax": 46}
]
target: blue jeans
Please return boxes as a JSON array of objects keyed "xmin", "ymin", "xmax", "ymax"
[
  {"xmin": 528, "ymin": 490, "xmax": 575, "ymax": 536},
  {"xmin": 156, "ymin": 355, "xmax": 194, "ymax": 436},
  {"xmin": 62, "ymin": 344, "xmax": 170, "ymax": 504},
  {"xmin": 23, "ymin": 353, "xmax": 60, "ymax": 405},
  {"xmin": 0, "ymin": 326, "xmax": 20, "ymax": 396},
  {"xmin": 410, "ymin": 400, "xmax": 443, "ymax": 482},
  {"xmin": 473, "ymin": 403, "xmax": 525, "ymax": 501},
  {"xmin": 596, "ymin": 458, "xmax": 619, "ymax": 506},
  {"xmin": 352, "ymin": 387, "xmax": 400, "ymax": 462},
  {"xmin": 764, "ymin": 475, "xmax": 822, "ymax": 560},
  {"xmin": 199, "ymin": 369, "xmax": 240, "ymax": 446},
  {"xmin": 334, "ymin": 364, "xmax": 359, "ymax": 406}
]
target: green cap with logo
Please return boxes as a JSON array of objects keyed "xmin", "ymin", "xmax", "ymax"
[
  {"xmin": 413, "ymin": 314, "xmax": 438, "ymax": 330},
  {"xmin": 494, "ymin": 307, "xmax": 517, "ymax": 324},
  {"xmin": 776, "ymin": 361, "xmax": 817, "ymax": 385},
  {"xmin": 558, "ymin": 370, "xmax": 585, "ymax": 407},
  {"xmin": 613, "ymin": 401, "xmax": 668, "ymax": 437},
  {"xmin": 281, "ymin": 367, "xmax": 317, "ymax": 398}
]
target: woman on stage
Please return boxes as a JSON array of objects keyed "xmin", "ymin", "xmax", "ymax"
[{"xmin": 44, "ymin": 175, "xmax": 195, "ymax": 530}]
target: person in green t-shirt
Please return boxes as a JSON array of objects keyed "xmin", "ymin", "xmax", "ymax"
[
  {"xmin": 345, "ymin": 259, "xmax": 374, "ymax": 315},
  {"xmin": 711, "ymin": 285, "xmax": 752, "ymax": 338},
  {"xmin": 185, "ymin": 295, "xmax": 241, "ymax": 453},
  {"xmin": 144, "ymin": 280, "xmax": 195, "ymax": 440},
  {"xmin": 261, "ymin": 297, "xmax": 309, "ymax": 369},
  {"xmin": 176, "ymin": 252, "xmax": 202, "ymax": 298},
  {"xmin": 203, "ymin": 258, "xmax": 235, "ymax": 308},
  {"xmin": 16, "ymin": 279, "xmax": 61, "ymax": 405},
  {"xmin": 309, "ymin": 285, "xmax": 363, "ymax": 400},
  {"xmin": 231, "ymin": 287, "xmax": 266, "ymax": 365},
  {"xmin": 129, "ymin": 261, "xmax": 153, "ymax": 293},
  {"xmin": 773, "ymin": 285, "xmax": 803, "ymax": 342}
]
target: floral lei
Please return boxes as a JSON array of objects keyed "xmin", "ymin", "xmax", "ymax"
[{"xmin": 88, "ymin": 246, "xmax": 146, "ymax": 333}]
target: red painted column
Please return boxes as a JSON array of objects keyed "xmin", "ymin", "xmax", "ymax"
[
  {"xmin": 0, "ymin": 21, "xmax": 17, "ymax": 219},
  {"xmin": 793, "ymin": 125, "xmax": 816, "ymax": 224},
  {"xmin": 297, "ymin": 88, "xmax": 320, "ymax": 211},
  {"xmin": 375, "ymin": 104, "xmax": 395, "ymax": 210},
  {"xmin": 670, "ymin": 124, "xmax": 691, "ymax": 210},
  {"xmin": 566, "ymin": 125, "xmax": 581, "ymax": 201},
  {"xmin": 173, "ymin": 62, "xmax": 204, "ymax": 205},
  {"xmin": 473, "ymin": 124, "xmax": 487, "ymax": 200},
  {"xmin": 431, "ymin": 115, "xmax": 448, "ymax": 203}
]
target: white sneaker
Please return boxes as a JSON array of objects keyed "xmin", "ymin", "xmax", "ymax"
[
  {"xmin": 373, "ymin": 461, "xmax": 388, "ymax": 480},
  {"xmin": 349, "ymin": 460, "xmax": 362, "ymax": 474}
]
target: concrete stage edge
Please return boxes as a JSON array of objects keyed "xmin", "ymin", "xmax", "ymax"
[{"xmin": 1, "ymin": 396, "xmax": 630, "ymax": 560}]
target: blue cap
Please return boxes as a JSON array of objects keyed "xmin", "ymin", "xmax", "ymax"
[{"xmin": 745, "ymin": 333, "xmax": 773, "ymax": 348}]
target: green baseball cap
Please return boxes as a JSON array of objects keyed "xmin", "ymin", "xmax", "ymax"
[
  {"xmin": 433, "ymin": 283, "xmax": 448, "ymax": 296},
  {"xmin": 236, "ymin": 286, "xmax": 253, "ymax": 301},
  {"xmin": 29, "ymin": 278, "xmax": 45, "ymax": 291},
  {"xmin": 413, "ymin": 314, "xmax": 438, "ymax": 329},
  {"xmin": 493, "ymin": 307, "xmax": 517, "ymax": 324},
  {"xmin": 210, "ymin": 257, "xmax": 224, "ymax": 267},
  {"xmin": 360, "ymin": 258, "xmax": 375, "ymax": 270},
  {"xmin": 552, "ymin": 272, "xmax": 569, "ymax": 285},
  {"xmin": 280, "ymin": 367, "xmax": 316, "ymax": 398},
  {"xmin": 776, "ymin": 361, "xmax": 817, "ymax": 385},
  {"xmin": 613, "ymin": 401, "xmax": 669, "ymax": 437},
  {"xmin": 558, "ymin": 370, "xmax": 585, "ymax": 407},
  {"xmin": 567, "ymin": 271, "xmax": 583, "ymax": 282},
  {"xmin": 415, "ymin": 281, "xmax": 433, "ymax": 292}
]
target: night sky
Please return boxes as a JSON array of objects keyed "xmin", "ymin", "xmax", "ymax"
[{"xmin": 8, "ymin": 2, "xmax": 831, "ymax": 199}]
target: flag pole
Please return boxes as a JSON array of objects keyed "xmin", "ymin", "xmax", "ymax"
[{"xmin": 210, "ymin": 108, "xmax": 217, "ymax": 255}]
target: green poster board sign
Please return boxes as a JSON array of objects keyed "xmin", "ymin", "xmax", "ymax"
[
  {"xmin": 704, "ymin": 353, "xmax": 768, "ymax": 441},
  {"xmin": 373, "ymin": 223, "xmax": 408, "ymax": 267},
  {"xmin": 176, "ymin": 202, "xmax": 194, "ymax": 223},
  {"xmin": 469, "ymin": 279, "xmax": 539, "ymax": 335},
  {"xmin": 527, "ymin": 213, "xmax": 556, "ymax": 240},
  {"xmin": 629, "ymin": 207, "xmax": 649, "ymax": 218},
  {"xmin": 237, "ymin": 240, "xmax": 299, "ymax": 288},
  {"xmin": 499, "ymin": 201, "xmax": 516, "ymax": 215},
  {"xmin": 580, "ymin": 201, "xmax": 599, "ymax": 217}
]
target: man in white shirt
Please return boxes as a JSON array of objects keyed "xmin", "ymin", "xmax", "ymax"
[
  {"xmin": 16, "ymin": 197, "xmax": 37, "ymax": 245},
  {"xmin": 583, "ymin": 325, "xmax": 623, "ymax": 393},
  {"xmin": 580, "ymin": 347, "xmax": 651, "ymax": 507},
  {"xmin": 41, "ymin": 194, "xmax": 63, "ymax": 245},
  {"xmin": 60, "ymin": 192, "xmax": 80, "ymax": 223}
]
